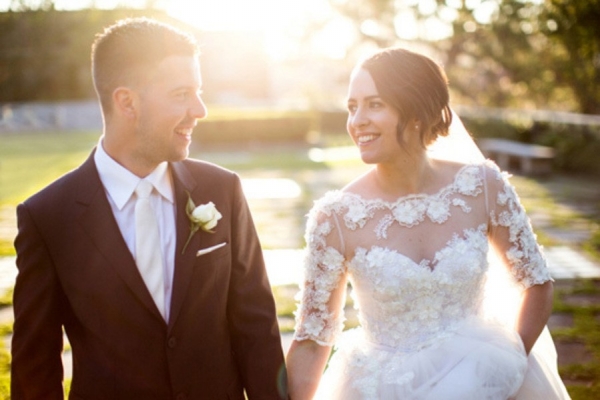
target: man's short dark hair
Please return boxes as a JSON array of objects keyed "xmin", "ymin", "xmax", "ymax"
[{"xmin": 91, "ymin": 17, "xmax": 200, "ymax": 115}]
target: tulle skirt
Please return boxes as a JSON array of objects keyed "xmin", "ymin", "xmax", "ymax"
[{"xmin": 314, "ymin": 319, "xmax": 570, "ymax": 400}]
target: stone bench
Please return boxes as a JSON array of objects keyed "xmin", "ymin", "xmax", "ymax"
[{"xmin": 478, "ymin": 138, "xmax": 555, "ymax": 175}]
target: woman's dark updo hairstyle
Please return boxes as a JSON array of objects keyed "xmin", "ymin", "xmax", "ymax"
[{"xmin": 360, "ymin": 47, "xmax": 452, "ymax": 147}]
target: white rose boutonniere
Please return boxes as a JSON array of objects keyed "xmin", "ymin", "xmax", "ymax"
[{"xmin": 182, "ymin": 192, "xmax": 222, "ymax": 254}]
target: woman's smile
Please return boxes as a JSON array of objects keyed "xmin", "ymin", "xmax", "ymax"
[{"xmin": 356, "ymin": 133, "xmax": 380, "ymax": 145}]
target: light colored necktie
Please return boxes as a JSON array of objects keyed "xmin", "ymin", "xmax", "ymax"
[{"xmin": 134, "ymin": 179, "xmax": 166, "ymax": 320}]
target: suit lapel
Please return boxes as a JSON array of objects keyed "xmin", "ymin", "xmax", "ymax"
[
  {"xmin": 76, "ymin": 151, "xmax": 165, "ymax": 322},
  {"xmin": 169, "ymin": 161, "xmax": 198, "ymax": 329}
]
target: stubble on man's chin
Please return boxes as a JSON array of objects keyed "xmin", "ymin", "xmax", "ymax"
[{"xmin": 167, "ymin": 145, "xmax": 191, "ymax": 163}]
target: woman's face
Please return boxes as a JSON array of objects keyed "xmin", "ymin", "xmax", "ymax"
[{"xmin": 346, "ymin": 68, "xmax": 402, "ymax": 165}]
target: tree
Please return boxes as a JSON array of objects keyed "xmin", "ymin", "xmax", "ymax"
[
  {"xmin": 0, "ymin": 7, "xmax": 185, "ymax": 103},
  {"xmin": 542, "ymin": 0, "xmax": 600, "ymax": 114},
  {"xmin": 0, "ymin": 9, "xmax": 92, "ymax": 102},
  {"xmin": 8, "ymin": 0, "xmax": 55, "ymax": 12},
  {"xmin": 329, "ymin": 0, "xmax": 600, "ymax": 114}
]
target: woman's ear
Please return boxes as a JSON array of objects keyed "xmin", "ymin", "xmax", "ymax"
[{"xmin": 112, "ymin": 87, "xmax": 137, "ymax": 119}]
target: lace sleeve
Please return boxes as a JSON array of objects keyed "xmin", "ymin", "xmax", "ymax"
[
  {"xmin": 293, "ymin": 194, "xmax": 348, "ymax": 346},
  {"xmin": 486, "ymin": 162, "xmax": 552, "ymax": 289}
]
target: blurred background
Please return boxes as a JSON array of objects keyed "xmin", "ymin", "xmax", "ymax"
[
  {"xmin": 1, "ymin": 0, "xmax": 599, "ymax": 110},
  {"xmin": 1, "ymin": 0, "xmax": 600, "ymax": 398},
  {"xmin": 2, "ymin": 0, "xmax": 600, "ymax": 172}
]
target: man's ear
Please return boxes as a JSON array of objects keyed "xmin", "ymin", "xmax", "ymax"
[{"xmin": 112, "ymin": 87, "xmax": 138, "ymax": 119}]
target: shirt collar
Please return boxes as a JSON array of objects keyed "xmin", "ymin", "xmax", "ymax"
[{"xmin": 94, "ymin": 137, "xmax": 174, "ymax": 210}]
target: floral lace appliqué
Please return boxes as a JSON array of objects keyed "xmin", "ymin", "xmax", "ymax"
[
  {"xmin": 487, "ymin": 165, "xmax": 552, "ymax": 288},
  {"xmin": 347, "ymin": 164, "xmax": 482, "ymax": 239}
]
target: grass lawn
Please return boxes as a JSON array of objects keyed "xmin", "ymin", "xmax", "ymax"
[
  {"xmin": 0, "ymin": 131, "xmax": 100, "ymax": 206},
  {"xmin": 0, "ymin": 131, "xmax": 101, "ymax": 256},
  {"xmin": 552, "ymin": 279, "xmax": 600, "ymax": 398}
]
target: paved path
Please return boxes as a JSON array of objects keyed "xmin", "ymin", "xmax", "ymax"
[
  {"xmin": 544, "ymin": 246, "xmax": 600, "ymax": 279},
  {"xmin": 0, "ymin": 257, "xmax": 16, "ymax": 294}
]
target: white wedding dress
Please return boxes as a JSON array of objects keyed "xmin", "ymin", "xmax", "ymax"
[{"xmin": 293, "ymin": 160, "xmax": 570, "ymax": 399}]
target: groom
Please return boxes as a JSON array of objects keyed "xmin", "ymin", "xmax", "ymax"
[{"xmin": 11, "ymin": 17, "xmax": 286, "ymax": 399}]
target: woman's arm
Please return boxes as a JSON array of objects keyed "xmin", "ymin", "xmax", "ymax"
[
  {"xmin": 289, "ymin": 198, "xmax": 348, "ymax": 399},
  {"xmin": 484, "ymin": 164, "xmax": 555, "ymax": 354},
  {"xmin": 515, "ymin": 280, "xmax": 554, "ymax": 354},
  {"xmin": 287, "ymin": 340, "xmax": 332, "ymax": 400}
]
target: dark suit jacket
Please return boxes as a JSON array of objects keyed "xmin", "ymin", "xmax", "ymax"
[{"xmin": 12, "ymin": 151, "xmax": 287, "ymax": 399}]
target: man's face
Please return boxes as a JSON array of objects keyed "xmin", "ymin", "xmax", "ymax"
[{"xmin": 133, "ymin": 55, "xmax": 207, "ymax": 171}]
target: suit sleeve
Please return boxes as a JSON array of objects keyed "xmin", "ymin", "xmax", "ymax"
[
  {"xmin": 226, "ymin": 174, "xmax": 287, "ymax": 399},
  {"xmin": 12, "ymin": 203, "xmax": 65, "ymax": 400}
]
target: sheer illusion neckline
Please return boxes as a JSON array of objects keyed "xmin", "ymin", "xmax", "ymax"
[{"xmin": 341, "ymin": 163, "xmax": 477, "ymax": 207}]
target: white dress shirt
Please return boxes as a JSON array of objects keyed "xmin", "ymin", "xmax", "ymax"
[{"xmin": 94, "ymin": 138, "xmax": 176, "ymax": 321}]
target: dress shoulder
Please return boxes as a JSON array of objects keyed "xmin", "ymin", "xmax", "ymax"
[{"xmin": 310, "ymin": 190, "xmax": 346, "ymax": 214}]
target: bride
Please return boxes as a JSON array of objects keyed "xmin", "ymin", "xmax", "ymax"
[{"xmin": 286, "ymin": 47, "xmax": 570, "ymax": 399}]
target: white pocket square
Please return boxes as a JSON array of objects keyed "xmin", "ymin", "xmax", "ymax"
[{"xmin": 196, "ymin": 242, "xmax": 227, "ymax": 257}]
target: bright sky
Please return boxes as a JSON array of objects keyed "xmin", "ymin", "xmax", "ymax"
[
  {"xmin": 162, "ymin": 0, "xmax": 356, "ymax": 60},
  {"xmin": 0, "ymin": 0, "xmax": 357, "ymax": 60}
]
